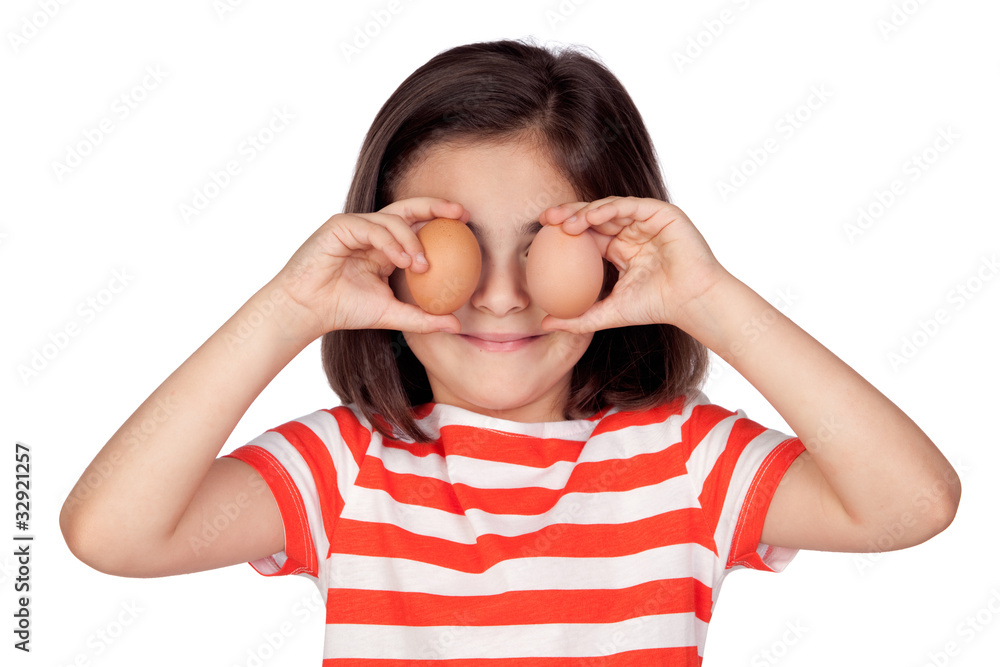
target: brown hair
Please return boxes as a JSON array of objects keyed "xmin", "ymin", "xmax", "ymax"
[{"xmin": 322, "ymin": 38, "xmax": 708, "ymax": 442}]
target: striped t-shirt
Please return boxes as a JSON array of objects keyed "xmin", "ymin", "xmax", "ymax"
[{"xmin": 223, "ymin": 391, "xmax": 805, "ymax": 665}]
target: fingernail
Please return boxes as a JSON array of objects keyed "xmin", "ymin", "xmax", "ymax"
[
  {"xmin": 566, "ymin": 215, "xmax": 577, "ymax": 223},
  {"xmin": 415, "ymin": 252, "xmax": 428, "ymax": 266}
]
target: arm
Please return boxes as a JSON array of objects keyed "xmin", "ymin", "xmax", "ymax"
[
  {"xmin": 678, "ymin": 274, "xmax": 960, "ymax": 552},
  {"xmin": 60, "ymin": 198, "xmax": 469, "ymax": 577},
  {"xmin": 60, "ymin": 285, "xmax": 312, "ymax": 577},
  {"xmin": 540, "ymin": 197, "xmax": 961, "ymax": 553}
]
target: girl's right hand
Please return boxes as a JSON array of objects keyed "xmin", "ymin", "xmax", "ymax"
[{"xmin": 272, "ymin": 197, "xmax": 469, "ymax": 340}]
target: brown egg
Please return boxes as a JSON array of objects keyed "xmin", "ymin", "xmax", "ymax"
[
  {"xmin": 405, "ymin": 218, "xmax": 482, "ymax": 315},
  {"xmin": 526, "ymin": 224, "xmax": 604, "ymax": 318}
]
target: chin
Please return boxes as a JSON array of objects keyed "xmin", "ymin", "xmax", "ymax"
[{"xmin": 462, "ymin": 388, "xmax": 565, "ymax": 422}]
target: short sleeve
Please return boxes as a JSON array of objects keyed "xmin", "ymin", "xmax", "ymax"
[
  {"xmin": 221, "ymin": 406, "xmax": 373, "ymax": 580},
  {"xmin": 682, "ymin": 394, "xmax": 806, "ymax": 576}
]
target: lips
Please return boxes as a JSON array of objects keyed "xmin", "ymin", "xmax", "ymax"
[{"xmin": 458, "ymin": 333, "xmax": 542, "ymax": 352}]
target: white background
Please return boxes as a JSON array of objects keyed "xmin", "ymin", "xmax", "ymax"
[{"xmin": 2, "ymin": 0, "xmax": 998, "ymax": 665}]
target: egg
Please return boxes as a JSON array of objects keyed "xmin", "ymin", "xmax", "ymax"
[
  {"xmin": 405, "ymin": 218, "xmax": 482, "ymax": 315},
  {"xmin": 526, "ymin": 224, "xmax": 604, "ymax": 318}
]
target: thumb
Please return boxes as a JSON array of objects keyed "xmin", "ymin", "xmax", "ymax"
[
  {"xmin": 540, "ymin": 299, "xmax": 623, "ymax": 334},
  {"xmin": 381, "ymin": 302, "xmax": 462, "ymax": 335}
]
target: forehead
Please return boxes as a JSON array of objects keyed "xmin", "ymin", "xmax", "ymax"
[{"xmin": 394, "ymin": 137, "xmax": 577, "ymax": 240}]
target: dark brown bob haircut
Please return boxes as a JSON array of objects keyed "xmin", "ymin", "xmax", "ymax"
[{"xmin": 322, "ymin": 38, "xmax": 708, "ymax": 443}]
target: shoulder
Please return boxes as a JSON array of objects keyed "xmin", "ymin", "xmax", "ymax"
[
  {"xmin": 252, "ymin": 404, "xmax": 378, "ymax": 467},
  {"xmin": 591, "ymin": 392, "xmax": 764, "ymax": 461}
]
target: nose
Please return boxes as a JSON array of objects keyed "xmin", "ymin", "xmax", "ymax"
[{"xmin": 468, "ymin": 253, "xmax": 530, "ymax": 317}]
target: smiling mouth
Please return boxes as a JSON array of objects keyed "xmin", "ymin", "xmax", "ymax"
[{"xmin": 458, "ymin": 334, "xmax": 542, "ymax": 352}]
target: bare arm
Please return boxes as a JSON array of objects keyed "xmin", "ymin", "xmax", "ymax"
[
  {"xmin": 60, "ymin": 198, "xmax": 470, "ymax": 577},
  {"xmin": 682, "ymin": 275, "xmax": 960, "ymax": 552},
  {"xmin": 60, "ymin": 284, "xmax": 312, "ymax": 576},
  {"xmin": 541, "ymin": 197, "xmax": 961, "ymax": 553}
]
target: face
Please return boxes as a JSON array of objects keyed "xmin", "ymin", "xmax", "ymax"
[{"xmin": 389, "ymin": 137, "xmax": 595, "ymax": 423}]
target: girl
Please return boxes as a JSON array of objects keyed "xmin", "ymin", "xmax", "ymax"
[{"xmin": 60, "ymin": 39, "xmax": 960, "ymax": 664}]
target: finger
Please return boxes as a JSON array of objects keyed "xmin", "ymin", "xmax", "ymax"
[
  {"xmin": 327, "ymin": 215, "xmax": 421, "ymax": 275},
  {"xmin": 539, "ymin": 298, "xmax": 624, "ymax": 334},
  {"xmin": 587, "ymin": 197, "xmax": 687, "ymax": 240},
  {"xmin": 379, "ymin": 301, "xmax": 462, "ymax": 334},
  {"xmin": 559, "ymin": 197, "xmax": 630, "ymax": 235},
  {"xmin": 375, "ymin": 198, "xmax": 471, "ymax": 272},
  {"xmin": 362, "ymin": 207, "xmax": 465, "ymax": 273},
  {"xmin": 541, "ymin": 201, "xmax": 628, "ymax": 246},
  {"xmin": 539, "ymin": 202, "xmax": 590, "ymax": 226},
  {"xmin": 379, "ymin": 197, "xmax": 469, "ymax": 225},
  {"xmin": 590, "ymin": 230, "xmax": 614, "ymax": 258},
  {"xmin": 584, "ymin": 197, "xmax": 678, "ymax": 230},
  {"xmin": 538, "ymin": 203, "xmax": 615, "ymax": 260},
  {"xmin": 561, "ymin": 197, "xmax": 673, "ymax": 240},
  {"xmin": 355, "ymin": 212, "xmax": 431, "ymax": 272}
]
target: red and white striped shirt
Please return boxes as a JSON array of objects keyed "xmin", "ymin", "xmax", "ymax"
[{"xmin": 224, "ymin": 391, "xmax": 805, "ymax": 665}]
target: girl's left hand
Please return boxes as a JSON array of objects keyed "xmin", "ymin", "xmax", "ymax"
[{"xmin": 538, "ymin": 197, "xmax": 730, "ymax": 333}]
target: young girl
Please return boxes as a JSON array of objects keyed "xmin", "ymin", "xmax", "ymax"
[{"xmin": 60, "ymin": 39, "xmax": 960, "ymax": 664}]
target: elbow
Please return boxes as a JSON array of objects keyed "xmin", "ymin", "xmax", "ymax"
[
  {"xmin": 927, "ymin": 470, "xmax": 961, "ymax": 538},
  {"xmin": 60, "ymin": 497, "xmax": 109, "ymax": 575},
  {"xmin": 858, "ymin": 464, "xmax": 962, "ymax": 553},
  {"xmin": 896, "ymin": 447, "xmax": 963, "ymax": 547},
  {"xmin": 61, "ymin": 493, "xmax": 183, "ymax": 578},
  {"xmin": 898, "ymin": 465, "xmax": 962, "ymax": 549},
  {"xmin": 60, "ymin": 495, "xmax": 140, "ymax": 578},
  {"xmin": 60, "ymin": 492, "xmax": 87, "ymax": 562},
  {"xmin": 919, "ymin": 453, "xmax": 962, "ymax": 541}
]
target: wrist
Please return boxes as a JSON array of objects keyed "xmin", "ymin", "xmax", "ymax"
[
  {"xmin": 672, "ymin": 273, "xmax": 774, "ymax": 360},
  {"xmin": 230, "ymin": 281, "xmax": 324, "ymax": 352}
]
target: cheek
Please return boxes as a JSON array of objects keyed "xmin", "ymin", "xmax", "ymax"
[{"xmin": 560, "ymin": 332, "xmax": 595, "ymax": 364}]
